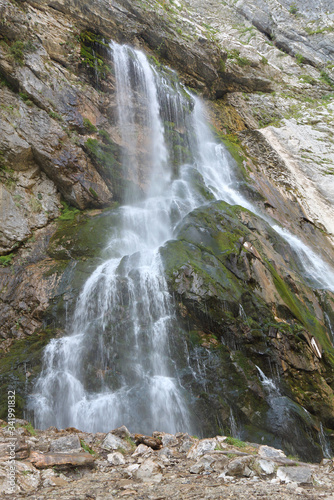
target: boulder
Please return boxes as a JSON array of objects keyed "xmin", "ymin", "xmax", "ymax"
[
  {"xmin": 160, "ymin": 433, "xmax": 178, "ymax": 447},
  {"xmin": 187, "ymin": 438, "xmax": 217, "ymax": 459},
  {"xmin": 50, "ymin": 435, "xmax": 81, "ymax": 454},
  {"xmin": 102, "ymin": 433, "xmax": 127, "ymax": 452},
  {"xmin": 189, "ymin": 455, "xmax": 215, "ymax": 474},
  {"xmin": 277, "ymin": 466, "xmax": 313, "ymax": 485},
  {"xmin": 132, "ymin": 444, "xmax": 152, "ymax": 457},
  {"xmin": 134, "ymin": 458, "xmax": 163, "ymax": 483},
  {"xmin": 225, "ymin": 456, "xmax": 254, "ymax": 477},
  {"xmin": 258, "ymin": 445, "xmax": 286, "ymax": 460},
  {"xmin": 123, "ymin": 464, "xmax": 140, "ymax": 479},
  {"xmin": 107, "ymin": 452, "xmax": 126, "ymax": 465},
  {"xmin": 111, "ymin": 425, "xmax": 131, "ymax": 439},
  {"xmin": 255, "ymin": 459, "xmax": 276, "ymax": 476}
]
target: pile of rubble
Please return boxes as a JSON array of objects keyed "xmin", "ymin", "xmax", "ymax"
[{"xmin": 0, "ymin": 420, "xmax": 333, "ymax": 499}]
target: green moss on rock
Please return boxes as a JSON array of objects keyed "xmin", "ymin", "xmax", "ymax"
[{"xmin": 0, "ymin": 329, "xmax": 55, "ymax": 419}]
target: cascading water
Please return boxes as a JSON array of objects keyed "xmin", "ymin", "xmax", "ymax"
[{"xmin": 30, "ymin": 41, "xmax": 334, "ymax": 438}]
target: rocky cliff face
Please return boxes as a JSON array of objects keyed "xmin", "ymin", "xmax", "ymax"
[{"xmin": 1, "ymin": 0, "xmax": 334, "ymax": 461}]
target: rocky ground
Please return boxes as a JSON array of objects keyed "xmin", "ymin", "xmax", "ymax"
[{"xmin": 0, "ymin": 421, "xmax": 334, "ymax": 499}]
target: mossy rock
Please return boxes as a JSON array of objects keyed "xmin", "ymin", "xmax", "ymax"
[
  {"xmin": 160, "ymin": 200, "xmax": 334, "ymax": 459},
  {"xmin": 84, "ymin": 138, "xmax": 143, "ymax": 201},
  {"xmin": 0, "ymin": 329, "xmax": 56, "ymax": 420},
  {"xmin": 48, "ymin": 208, "xmax": 120, "ymax": 261}
]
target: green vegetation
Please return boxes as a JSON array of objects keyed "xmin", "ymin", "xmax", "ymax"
[
  {"xmin": 0, "ymin": 72, "xmax": 14, "ymax": 90},
  {"xmin": 227, "ymin": 49, "xmax": 252, "ymax": 67},
  {"xmin": 299, "ymin": 74, "xmax": 316, "ymax": 85},
  {"xmin": 266, "ymin": 259, "xmax": 332, "ymax": 351},
  {"xmin": 289, "ymin": 3, "xmax": 298, "ymax": 14},
  {"xmin": 80, "ymin": 439, "xmax": 96, "ymax": 455},
  {"xmin": 320, "ymin": 70, "xmax": 334, "ymax": 88},
  {"xmin": 48, "ymin": 110, "xmax": 63, "ymax": 121},
  {"xmin": 295, "ymin": 53, "xmax": 305, "ymax": 65},
  {"xmin": 29, "ymin": 197, "xmax": 43, "ymax": 213},
  {"xmin": 89, "ymin": 187, "xmax": 98, "ymax": 199},
  {"xmin": 0, "ymin": 329, "xmax": 55, "ymax": 419},
  {"xmin": 80, "ymin": 31, "xmax": 111, "ymax": 81},
  {"xmin": 305, "ymin": 26, "xmax": 334, "ymax": 35},
  {"xmin": 83, "ymin": 118, "xmax": 97, "ymax": 133},
  {"xmin": 85, "ymin": 138, "xmax": 117, "ymax": 169},
  {"xmin": 22, "ymin": 422, "xmax": 37, "ymax": 436},
  {"xmin": 225, "ymin": 436, "xmax": 247, "ymax": 448},
  {"xmin": 98, "ymin": 129, "xmax": 113, "ymax": 144},
  {"xmin": 84, "ymin": 137, "xmax": 130, "ymax": 200},
  {"xmin": 58, "ymin": 201, "xmax": 80, "ymax": 221},
  {"xmin": 19, "ymin": 93, "xmax": 33, "ymax": 106},
  {"xmin": 0, "ymin": 253, "xmax": 14, "ymax": 267},
  {"xmin": 9, "ymin": 39, "xmax": 37, "ymax": 65},
  {"xmin": 124, "ymin": 435, "xmax": 136, "ymax": 448},
  {"xmin": 10, "ymin": 40, "xmax": 25, "ymax": 64}
]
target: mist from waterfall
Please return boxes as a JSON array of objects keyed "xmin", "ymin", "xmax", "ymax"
[{"xmin": 29, "ymin": 41, "xmax": 334, "ymax": 434}]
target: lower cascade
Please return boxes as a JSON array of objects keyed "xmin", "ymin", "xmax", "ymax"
[{"xmin": 29, "ymin": 42, "xmax": 334, "ymax": 456}]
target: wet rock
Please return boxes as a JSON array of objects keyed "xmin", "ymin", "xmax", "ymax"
[
  {"xmin": 50, "ymin": 435, "xmax": 82, "ymax": 453},
  {"xmin": 29, "ymin": 450, "xmax": 95, "ymax": 469},
  {"xmin": 277, "ymin": 466, "xmax": 314, "ymax": 485}
]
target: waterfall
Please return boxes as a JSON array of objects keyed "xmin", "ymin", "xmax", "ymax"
[
  {"xmin": 319, "ymin": 422, "xmax": 332, "ymax": 459},
  {"xmin": 30, "ymin": 41, "xmax": 334, "ymax": 437},
  {"xmin": 29, "ymin": 43, "xmax": 197, "ymax": 434},
  {"xmin": 256, "ymin": 365, "xmax": 279, "ymax": 394},
  {"xmin": 273, "ymin": 225, "xmax": 334, "ymax": 292},
  {"xmin": 325, "ymin": 313, "xmax": 334, "ymax": 345}
]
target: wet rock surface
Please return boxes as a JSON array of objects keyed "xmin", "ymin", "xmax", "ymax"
[{"xmin": 1, "ymin": 423, "xmax": 333, "ymax": 498}]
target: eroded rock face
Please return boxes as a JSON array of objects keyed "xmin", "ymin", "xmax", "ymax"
[{"xmin": 233, "ymin": 0, "xmax": 334, "ymax": 66}]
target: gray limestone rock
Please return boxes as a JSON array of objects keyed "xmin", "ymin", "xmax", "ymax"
[
  {"xmin": 50, "ymin": 435, "xmax": 82, "ymax": 454},
  {"xmin": 102, "ymin": 433, "xmax": 127, "ymax": 452},
  {"xmin": 277, "ymin": 466, "xmax": 314, "ymax": 485}
]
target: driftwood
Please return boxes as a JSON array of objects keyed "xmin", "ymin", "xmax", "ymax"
[
  {"xmin": 29, "ymin": 451, "xmax": 95, "ymax": 469},
  {"xmin": 134, "ymin": 434, "xmax": 162, "ymax": 450}
]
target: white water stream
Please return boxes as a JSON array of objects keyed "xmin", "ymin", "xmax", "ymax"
[{"xmin": 30, "ymin": 42, "xmax": 334, "ymax": 435}]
